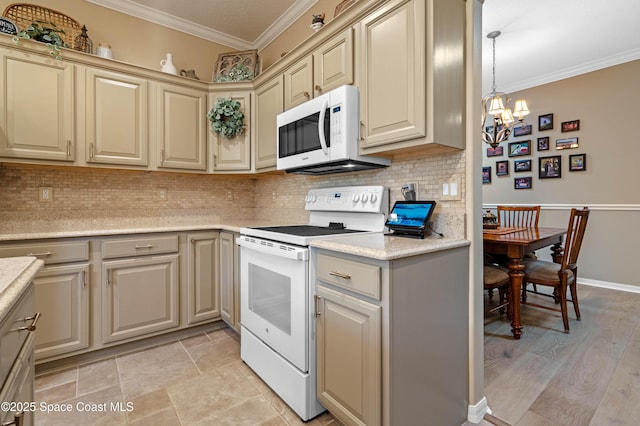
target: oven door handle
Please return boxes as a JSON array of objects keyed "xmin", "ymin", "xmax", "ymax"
[{"xmin": 236, "ymin": 236, "xmax": 309, "ymax": 261}]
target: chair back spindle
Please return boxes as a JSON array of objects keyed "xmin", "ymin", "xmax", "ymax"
[{"xmin": 561, "ymin": 207, "xmax": 590, "ymax": 271}]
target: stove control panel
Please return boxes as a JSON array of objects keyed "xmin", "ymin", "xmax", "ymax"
[{"xmin": 304, "ymin": 185, "xmax": 388, "ymax": 213}]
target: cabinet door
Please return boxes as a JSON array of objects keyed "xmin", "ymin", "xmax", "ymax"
[
  {"xmin": 358, "ymin": 0, "xmax": 425, "ymax": 148},
  {"xmin": 313, "ymin": 28, "xmax": 354, "ymax": 96},
  {"xmin": 283, "ymin": 55, "xmax": 313, "ymax": 110},
  {"xmin": 255, "ymin": 76, "xmax": 283, "ymax": 170},
  {"xmin": 157, "ymin": 83, "xmax": 207, "ymax": 170},
  {"xmin": 316, "ymin": 285, "xmax": 381, "ymax": 426},
  {"xmin": 102, "ymin": 254, "xmax": 179, "ymax": 343},
  {"xmin": 85, "ymin": 68, "xmax": 148, "ymax": 166},
  {"xmin": 0, "ymin": 50, "xmax": 74, "ymax": 161},
  {"xmin": 220, "ymin": 232, "xmax": 240, "ymax": 331},
  {"xmin": 187, "ymin": 232, "xmax": 220, "ymax": 324},
  {"xmin": 34, "ymin": 264, "xmax": 90, "ymax": 360},
  {"xmin": 210, "ymin": 91, "xmax": 251, "ymax": 171}
]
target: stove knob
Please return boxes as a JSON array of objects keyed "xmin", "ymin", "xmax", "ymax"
[
  {"xmin": 369, "ymin": 193, "xmax": 378, "ymax": 203},
  {"xmin": 361, "ymin": 193, "xmax": 369, "ymax": 203},
  {"xmin": 352, "ymin": 193, "xmax": 360, "ymax": 203},
  {"xmin": 308, "ymin": 194, "xmax": 317, "ymax": 203}
]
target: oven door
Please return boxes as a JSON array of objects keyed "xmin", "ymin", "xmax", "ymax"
[{"xmin": 237, "ymin": 235, "xmax": 309, "ymax": 372}]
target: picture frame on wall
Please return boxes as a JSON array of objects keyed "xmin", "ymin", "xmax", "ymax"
[
  {"xmin": 508, "ymin": 140, "xmax": 531, "ymax": 157},
  {"xmin": 538, "ymin": 113, "xmax": 553, "ymax": 131},
  {"xmin": 513, "ymin": 124, "xmax": 532, "ymax": 137},
  {"xmin": 561, "ymin": 119, "xmax": 580, "ymax": 132},
  {"xmin": 482, "ymin": 166, "xmax": 491, "ymax": 184},
  {"xmin": 496, "ymin": 160, "xmax": 509, "ymax": 176},
  {"xmin": 514, "ymin": 159, "xmax": 532, "ymax": 172},
  {"xmin": 514, "ymin": 176, "xmax": 532, "ymax": 189},
  {"xmin": 569, "ymin": 153, "xmax": 587, "ymax": 171},
  {"xmin": 556, "ymin": 137, "xmax": 579, "ymax": 150},
  {"xmin": 486, "ymin": 146, "xmax": 504, "ymax": 157},
  {"xmin": 537, "ymin": 136, "xmax": 550, "ymax": 151},
  {"xmin": 539, "ymin": 155, "xmax": 562, "ymax": 179}
]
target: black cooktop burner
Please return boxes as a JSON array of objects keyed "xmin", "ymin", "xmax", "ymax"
[{"xmin": 253, "ymin": 225, "xmax": 365, "ymax": 237}]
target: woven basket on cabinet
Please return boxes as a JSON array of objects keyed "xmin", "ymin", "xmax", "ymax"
[{"xmin": 2, "ymin": 3, "xmax": 81, "ymax": 45}]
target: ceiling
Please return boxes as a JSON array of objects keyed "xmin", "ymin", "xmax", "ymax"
[{"xmin": 88, "ymin": 0, "xmax": 640, "ymax": 94}]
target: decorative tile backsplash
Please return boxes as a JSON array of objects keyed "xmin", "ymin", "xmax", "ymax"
[{"xmin": 0, "ymin": 148, "xmax": 466, "ymax": 238}]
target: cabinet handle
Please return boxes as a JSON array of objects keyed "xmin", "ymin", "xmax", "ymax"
[
  {"xmin": 314, "ymin": 295, "xmax": 321, "ymax": 318},
  {"xmin": 67, "ymin": 140, "xmax": 72, "ymax": 158},
  {"xmin": 329, "ymin": 271, "xmax": 351, "ymax": 280},
  {"xmin": 213, "ymin": 154, "xmax": 217, "ymax": 166},
  {"xmin": 12, "ymin": 312, "xmax": 40, "ymax": 332},
  {"xmin": 315, "ymin": 85, "xmax": 322, "ymax": 92},
  {"xmin": 89, "ymin": 143, "xmax": 94, "ymax": 159},
  {"xmin": 2, "ymin": 410, "xmax": 24, "ymax": 426},
  {"xmin": 135, "ymin": 245, "xmax": 154, "ymax": 249},
  {"xmin": 303, "ymin": 91, "xmax": 310, "ymax": 98},
  {"xmin": 359, "ymin": 121, "xmax": 365, "ymax": 141},
  {"xmin": 160, "ymin": 149, "xmax": 165, "ymax": 164},
  {"xmin": 26, "ymin": 251, "xmax": 52, "ymax": 258}
]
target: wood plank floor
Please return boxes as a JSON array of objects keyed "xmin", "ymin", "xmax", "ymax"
[{"xmin": 483, "ymin": 284, "xmax": 640, "ymax": 425}]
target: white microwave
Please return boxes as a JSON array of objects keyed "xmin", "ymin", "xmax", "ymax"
[{"xmin": 276, "ymin": 85, "xmax": 390, "ymax": 175}]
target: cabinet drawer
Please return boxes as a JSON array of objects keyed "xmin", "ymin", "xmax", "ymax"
[
  {"xmin": 0, "ymin": 286, "xmax": 35, "ymax": 386},
  {"xmin": 102, "ymin": 234, "xmax": 179, "ymax": 259},
  {"xmin": 316, "ymin": 254, "xmax": 381, "ymax": 300},
  {"xmin": 0, "ymin": 241, "xmax": 89, "ymax": 264}
]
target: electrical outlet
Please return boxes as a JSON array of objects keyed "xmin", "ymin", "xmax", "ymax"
[
  {"xmin": 272, "ymin": 191, "xmax": 277, "ymax": 200},
  {"xmin": 39, "ymin": 187, "xmax": 53, "ymax": 203},
  {"xmin": 159, "ymin": 188, "xmax": 167, "ymax": 201},
  {"xmin": 226, "ymin": 190, "xmax": 234, "ymax": 201}
]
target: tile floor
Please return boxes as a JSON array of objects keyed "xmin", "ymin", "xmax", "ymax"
[{"xmin": 34, "ymin": 327, "xmax": 339, "ymax": 425}]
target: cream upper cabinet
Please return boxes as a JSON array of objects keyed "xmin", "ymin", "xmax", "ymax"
[
  {"xmin": 0, "ymin": 48, "xmax": 74, "ymax": 161},
  {"xmin": 313, "ymin": 28, "xmax": 354, "ymax": 96},
  {"xmin": 209, "ymin": 91, "xmax": 252, "ymax": 171},
  {"xmin": 254, "ymin": 75, "xmax": 283, "ymax": 170},
  {"xmin": 156, "ymin": 83, "xmax": 207, "ymax": 171},
  {"xmin": 357, "ymin": 0, "xmax": 465, "ymax": 153},
  {"xmin": 284, "ymin": 28, "xmax": 354, "ymax": 110},
  {"xmin": 85, "ymin": 68, "xmax": 148, "ymax": 166}
]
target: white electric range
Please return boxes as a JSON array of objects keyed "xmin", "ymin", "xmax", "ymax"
[{"xmin": 236, "ymin": 185, "xmax": 388, "ymax": 420}]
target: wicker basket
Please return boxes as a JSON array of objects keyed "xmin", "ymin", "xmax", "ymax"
[{"xmin": 3, "ymin": 3, "xmax": 81, "ymax": 45}]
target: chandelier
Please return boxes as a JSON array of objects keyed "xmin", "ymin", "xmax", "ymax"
[{"xmin": 482, "ymin": 31, "xmax": 529, "ymax": 149}]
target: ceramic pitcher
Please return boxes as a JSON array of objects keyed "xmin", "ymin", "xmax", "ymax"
[{"xmin": 160, "ymin": 53, "xmax": 177, "ymax": 75}]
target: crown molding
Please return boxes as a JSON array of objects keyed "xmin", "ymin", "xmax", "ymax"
[
  {"xmin": 502, "ymin": 48, "xmax": 640, "ymax": 94},
  {"xmin": 86, "ymin": 0, "xmax": 318, "ymax": 50}
]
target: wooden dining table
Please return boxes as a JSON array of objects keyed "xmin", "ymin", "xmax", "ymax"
[{"xmin": 483, "ymin": 226, "xmax": 566, "ymax": 339}]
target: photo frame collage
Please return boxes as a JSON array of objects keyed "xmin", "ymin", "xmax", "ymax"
[{"xmin": 483, "ymin": 112, "xmax": 587, "ymax": 188}]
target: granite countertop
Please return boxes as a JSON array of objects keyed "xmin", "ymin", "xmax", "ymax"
[
  {"xmin": 310, "ymin": 233, "xmax": 470, "ymax": 260},
  {"xmin": 0, "ymin": 217, "xmax": 284, "ymax": 242},
  {"xmin": 0, "ymin": 257, "xmax": 43, "ymax": 321}
]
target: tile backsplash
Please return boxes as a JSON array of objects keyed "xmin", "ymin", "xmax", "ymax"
[{"xmin": 1, "ymin": 148, "xmax": 466, "ymax": 238}]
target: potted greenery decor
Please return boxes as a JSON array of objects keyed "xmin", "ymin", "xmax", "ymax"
[
  {"xmin": 207, "ymin": 98, "xmax": 245, "ymax": 138},
  {"xmin": 12, "ymin": 21, "xmax": 69, "ymax": 60}
]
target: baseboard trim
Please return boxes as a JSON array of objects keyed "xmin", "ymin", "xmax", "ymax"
[
  {"xmin": 578, "ymin": 278, "xmax": 640, "ymax": 294},
  {"xmin": 467, "ymin": 396, "xmax": 491, "ymax": 423}
]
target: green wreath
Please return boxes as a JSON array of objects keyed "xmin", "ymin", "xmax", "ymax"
[{"xmin": 207, "ymin": 98, "xmax": 245, "ymax": 138}]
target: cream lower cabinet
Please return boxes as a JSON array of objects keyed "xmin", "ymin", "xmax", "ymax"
[
  {"xmin": 84, "ymin": 67, "xmax": 148, "ymax": 166},
  {"xmin": 314, "ymin": 245, "xmax": 469, "ymax": 426},
  {"xmin": 209, "ymin": 90, "xmax": 252, "ymax": 171},
  {"xmin": 102, "ymin": 254, "xmax": 179, "ymax": 343},
  {"xmin": 187, "ymin": 232, "xmax": 220, "ymax": 324},
  {"xmin": 33, "ymin": 264, "xmax": 90, "ymax": 360},
  {"xmin": 0, "ymin": 47, "xmax": 74, "ymax": 162},
  {"xmin": 156, "ymin": 83, "xmax": 207, "ymax": 171},
  {"xmin": 357, "ymin": 0, "xmax": 465, "ymax": 153},
  {"xmin": 219, "ymin": 231, "xmax": 240, "ymax": 332},
  {"xmin": 254, "ymin": 75, "xmax": 283, "ymax": 170},
  {"xmin": 316, "ymin": 284, "xmax": 381, "ymax": 426}
]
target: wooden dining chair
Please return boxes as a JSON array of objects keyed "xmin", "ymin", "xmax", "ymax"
[
  {"xmin": 521, "ymin": 207, "xmax": 590, "ymax": 332},
  {"xmin": 497, "ymin": 205, "xmax": 540, "ymax": 228},
  {"xmin": 484, "ymin": 260, "xmax": 511, "ymax": 316}
]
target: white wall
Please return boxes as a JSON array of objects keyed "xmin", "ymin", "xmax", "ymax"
[{"xmin": 483, "ymin": 60, "xmax": 640, "ymax": 287}]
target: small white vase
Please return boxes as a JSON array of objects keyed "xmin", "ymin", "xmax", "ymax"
[{"xmin": 160, "ymin": 53, "xmax": 177, "ymax": 75}]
